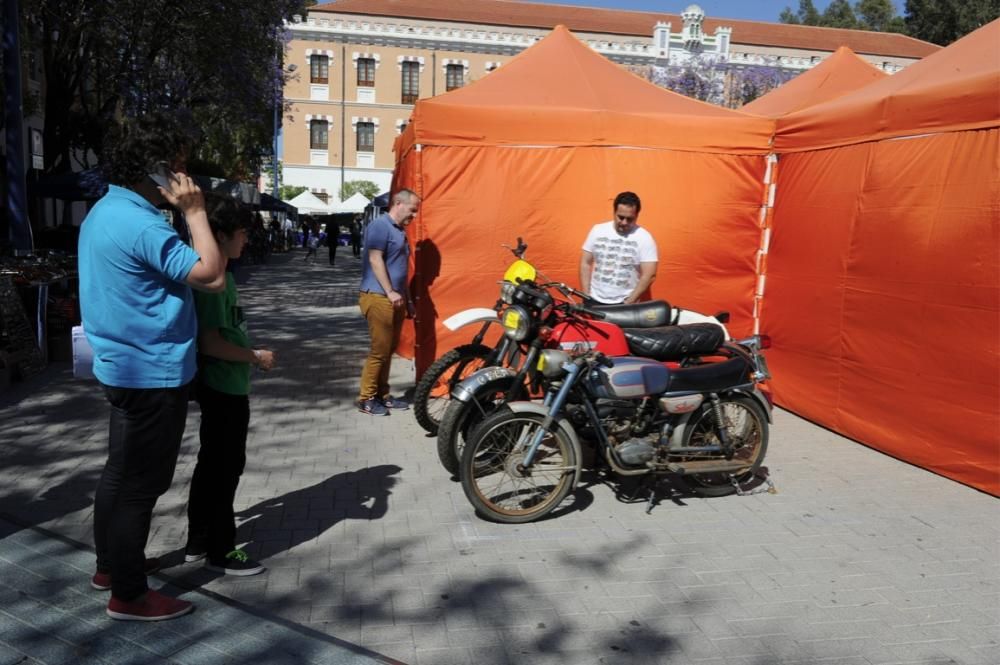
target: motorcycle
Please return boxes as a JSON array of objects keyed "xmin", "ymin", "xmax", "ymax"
[
  {"xmin": 459, "ymin": 339, "xmax": 772, "ymax": 524},
  {"xmin": 413, "ymin": 238, "xmax": 729, "ymax": 435},
  {"xmin": 435, "ymin": 278, "xmax": 727, "ymax": 475}
]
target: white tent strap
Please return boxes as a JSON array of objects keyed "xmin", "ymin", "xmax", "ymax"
[{"xmin": 754, "ymin": 153, "xmax": 779, "ymax": 336}]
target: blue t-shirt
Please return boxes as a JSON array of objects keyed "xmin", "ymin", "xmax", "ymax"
[
  {"xmin": 78, "ymin": 185, "xmax": 201, "ymax": 388},
  {"xmin": 359, "ymin": 213, "xmax": 410, "ymax": 295}
]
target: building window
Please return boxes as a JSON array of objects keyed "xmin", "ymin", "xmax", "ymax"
[
  {"xmin": 310, "ymin": 120, "xmax": 329, "ymax": 149},
  {"xmin": 446, "ymin": 64, "xmax": 464, "ymax": 91},
  {"xmin": 401, "ymin": 61, "xmax": 419, "ymax": 104},
  {"xmin": 356, "ymin": 121, "xmax": 375, "ymax": 152},
  {"xmin": 358, "ymin": 57, "xmax": 375, "ymax": 87},
  {"xmin": 310, "ymin": 55, "xmax": 329, "ymax": 84}
]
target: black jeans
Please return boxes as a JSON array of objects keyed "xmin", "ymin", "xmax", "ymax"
[
  {"xmin": 186, "ymin": 385, "xmax": 250, "ymax": 561},
  {"xmin": 328, "ymin": 239, "xmax": 338, "ymax": 265},
  {"xmin": 94, "ymin": 384, "xmax": 190, "ymax": 601}
]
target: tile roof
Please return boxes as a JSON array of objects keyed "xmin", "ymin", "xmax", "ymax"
[{"xmin": 312, "ymin": 0, "xmax": 939, "ymax": 59}]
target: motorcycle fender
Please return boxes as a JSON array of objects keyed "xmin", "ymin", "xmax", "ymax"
[
  {"xmin": 674, "ymin": 309, "xmax": 731, "ymax": 340},
  {"xmin": 451, "ymin": 366, "xmax": 518, "ymax": 403},
  {"xmin": 670, "ymin": 386, "xmax": 773, "ymax": 445},
  {"xmin": 443, "ymin": 308, "xmax": 499, "ymax": 332},
  {"xmin": 504, "ymin": 401, "xmax": 584, "ymax": 491}
]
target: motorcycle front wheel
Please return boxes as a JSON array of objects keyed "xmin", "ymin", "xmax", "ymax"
[
  {"xmin": 413, "ymin": 344, "xmax": 492, "ymax": 435},
  {"xmin": 460, "ymin": 410, "xmax": 576, "ymax": 524},
  {"xmin": 676, "ymin": 395, "xmax": 769, "ymax": 497},
  {"xmin": 436, "ymin": 376, "xmax": 519, "ymax": 475}
]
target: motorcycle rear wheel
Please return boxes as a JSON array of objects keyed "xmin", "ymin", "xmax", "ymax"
[
  {"xmin": 461, "ymin": 410, "xmax": 576, "ymax": 524},
  {"xmin": 436, "ymin": 376, "xmax": 518, "ymax": 475},
  {"xmin": 413, "ymin": 344, "xmax": 492, "ymax": 435},
  {"xmin": 676, "ymin": 395, "xmax": 769, "ymax": 497}
]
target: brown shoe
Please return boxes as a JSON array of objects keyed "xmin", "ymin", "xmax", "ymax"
[
  {"xmin": 91, "ymin": 557, "xmax": 162, "ymax": 591},
  {"xmin": 106, "ymin": 589, "xmax": 192, "ymax": 621}
]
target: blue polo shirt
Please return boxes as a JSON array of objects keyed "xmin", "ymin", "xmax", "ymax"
[
  {"xmin": 359, "ymin": 213, "xmax": 410, "ymax": 294},
  {"xmin": 78, "ymin": 185, "xmax": 201, "ymax": 388}
]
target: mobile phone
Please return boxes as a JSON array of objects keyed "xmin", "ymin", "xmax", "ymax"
[{"xmin": 147, "ymin": 161, "xmax": 174, "ymax": 190}]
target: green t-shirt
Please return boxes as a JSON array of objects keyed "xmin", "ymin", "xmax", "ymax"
[{"xmin": 194, "ymin": 272, "xmax": 251, "ymax": 395}]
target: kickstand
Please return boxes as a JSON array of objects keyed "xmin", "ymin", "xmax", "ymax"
[{"xmin": 645, "ymin": 476, "xmax": 667, "ymax": 514}]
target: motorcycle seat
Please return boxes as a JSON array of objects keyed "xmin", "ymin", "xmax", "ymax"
[
  {"xmin": 665, "ymin": 356, "xmax": 753, "ymax": 393},
  {"xmin": 590, "ymin": 299, "xmax": 672, "ymax": 328},
  {"xmin": 622, "ymin": 323, "xmax": 725, "ymax": 361}
]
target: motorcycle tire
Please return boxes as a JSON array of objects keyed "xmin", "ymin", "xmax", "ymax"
[
  {"xmin": 674, "ymin": 395, "xmax": 769, "ymax": 498},
  {"xmin": 413, "ymin": 344, "xmax": 492, "ymax": 435},
  {"xmin": 460, "ymin": 409, "xmax": 576, "ymax": 524},
  {"xmin": 436, "ymin": 376, "xmax": 519, "ymax": 476}
]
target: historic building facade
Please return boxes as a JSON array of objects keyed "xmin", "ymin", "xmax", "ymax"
[{"xmin": 282, "ymin": 1, "xmax": 938, "ymax": 198}]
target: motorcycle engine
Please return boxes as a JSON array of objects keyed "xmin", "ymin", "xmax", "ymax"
[{"xmin": 615, "ymin": 437, "xmax": 657, "ymax": 466}]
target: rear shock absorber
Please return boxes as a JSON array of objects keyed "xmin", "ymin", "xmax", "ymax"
[{"xmin": 709, "ymin": 394, "xmax": 734, "ymax": 459}]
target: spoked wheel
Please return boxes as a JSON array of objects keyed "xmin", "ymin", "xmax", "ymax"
[
  {"xmin": 436, "ymin": 377, "xmax": 517, "ymax": 476},
  {"xmin": 675, "ymin": 396, "xmax": 768, "ymax": 497},
  {"xmin": 460, "ymin": 410, "xmax": 576, "ymax": 524},
  {"xmin": 413, "ymin": 344, "xmax": 492, "ymax": 435}
]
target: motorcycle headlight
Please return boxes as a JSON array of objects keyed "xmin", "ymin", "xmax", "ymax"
[
  {"xmin": 499, "ymin": 281, "xmax": 516, "ymax": 305},
  {"xmin": 502, "ymin": 305, "xmax": 530, "ymax": 341},
  {"xmin": 536, "ymin": 349, "xmax": 571, "ymax": 378}
]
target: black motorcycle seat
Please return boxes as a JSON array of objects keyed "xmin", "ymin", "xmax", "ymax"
[
  {"xmin": 665, "ymin": 356, "xmax": 752, "ymax": 393},
  {"xmin": 622, "ymin": 323, "xmax": 725, "ymax": 361},
  {"xmin": 590, "ymin": 299, "xmax": 673, "ymax": 328}
]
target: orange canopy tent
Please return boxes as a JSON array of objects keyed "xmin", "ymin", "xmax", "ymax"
[
  {"xmin": 765, "ymin": 20, "xmax": 1000, "ymax": 495},
  {"xmin": 394, "ymin": 25, "xmax": 773, "ymax": 372},
  {"xmin": 741, "ymin": 46, "xmax": 887, "ymax": 117}
]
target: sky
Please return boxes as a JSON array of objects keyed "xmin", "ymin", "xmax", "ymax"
[{"xmin": 542, "ymin": 0, "xmax": 905, "ymax": 23}]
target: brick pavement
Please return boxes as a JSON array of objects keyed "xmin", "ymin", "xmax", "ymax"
[{"xmin": 1, "ymin": 248, "xmax": 997, "ymax": 665}]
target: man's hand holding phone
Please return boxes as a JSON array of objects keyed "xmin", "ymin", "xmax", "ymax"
[{"xmin": 153, "ymin": 165, "xmax": 205, "ymax": 217}]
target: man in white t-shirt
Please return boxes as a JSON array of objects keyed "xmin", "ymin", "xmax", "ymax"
[{"xmin": 579, "ymin": 191, "xmax": 658, "ymax": 304}]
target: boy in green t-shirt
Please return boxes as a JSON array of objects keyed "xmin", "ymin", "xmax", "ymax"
[{"xmin": 185, "ymin": 196, "xmax": 276, "ymax": 576}]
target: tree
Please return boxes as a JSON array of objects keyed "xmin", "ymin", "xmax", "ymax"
[
  {"xmin": 18, "ymin": 0, "xmax": 307, "ymax": 179},
  {"xmin": 339, "ymin": 180, "xmax": 380, "ymax": 202},
  {"xmin": 855, "ymin": 0, "xmax": 898, "ymax": 31},
  {"xmin": 905, "ymin": 0, "xmax": 999, "ymax": 45},
  {"xmin": 647, "ymin": 56, "xmax": 726, "ymax": 105},
  {"xmin": 822, "ymin": 0, "xmax": 859, "ymax": 28},
  {"xmin": 278, "ymin": 185, "xmax": 307, "ymax": 201},
  {"xmin": 729, "ymin": 66, "xmax": 798, "ymax": 107},
  {"xmin": 779, "ymin": 0, "xmax": 823, "ymax": 25}
]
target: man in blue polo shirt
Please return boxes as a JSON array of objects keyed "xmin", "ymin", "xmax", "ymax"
[
  {"xmin": 78, "ymin": 114, "xmax": 226, "ymax": 621},
  {"xmin": 356, "ymin": 189, "xmax": 420, "ymax": 415}
]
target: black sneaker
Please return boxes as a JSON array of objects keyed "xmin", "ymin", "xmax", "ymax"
[
  {"xmin": 357, "ymin": 398, "xmax": 389, "ymax": 416},
  {"xmin": 382, "ymin": 395, "xmax": 410, "ymax": 411},
  {"xmin": 205, "ymin": 550, "xmax": 265, "ymax": 577}
]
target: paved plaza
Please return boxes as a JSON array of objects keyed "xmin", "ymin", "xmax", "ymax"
[{"xmin": 1, "ymin": 249, "xmax": 997, "ymax": 665}]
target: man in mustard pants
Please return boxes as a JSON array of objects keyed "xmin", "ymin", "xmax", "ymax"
[{"xmin": 356, "ymin": 189, "xmax": 420, "ymax": 416}]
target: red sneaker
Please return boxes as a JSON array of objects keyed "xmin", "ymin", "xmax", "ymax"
[
  {"xmin": 106, "ymin": 589, "xmax": 193, "ymax": 621},
  {"xmin": 90, "ymin": 557, "xmax": 163, "ymax": 591}
]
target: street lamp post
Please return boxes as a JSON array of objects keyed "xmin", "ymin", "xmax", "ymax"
[{"xmin": 272, "ymin": 61, "xmax": 296, "ymax": 198}]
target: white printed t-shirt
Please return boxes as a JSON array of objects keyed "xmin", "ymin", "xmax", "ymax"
[{"xmin": 582, "ymin": 221, "xmax": 658, "ymax": 304}]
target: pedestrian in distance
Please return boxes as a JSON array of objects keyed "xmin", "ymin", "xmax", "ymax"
[
  {"xmin": 356, "ymin": 189, "xmax": 420, "ymax": 416},
  {"xmin": 184, "ymin": 195, "xmax": 276, "ymax": 577},
  {"xmin": 327, "ymin": 220, "xmax": 340, "ymax": 266},
  {"xmin": 79, "ymin": 111, "xmax": 227, "ymax": 621},
  {"xmin": 350, "ymin": 214, "xmax": 363, "ymax": 258}
]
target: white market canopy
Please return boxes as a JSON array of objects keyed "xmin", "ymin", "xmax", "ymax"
[
  {"xmin": 285, "ymin": 190, "xmax": 334, "ymax": 215},
  {"xmin": 329, "ymin": 192, "xmax": 371, "ymax": 214}
]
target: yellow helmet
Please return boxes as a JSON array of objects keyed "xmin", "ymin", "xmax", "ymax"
[{"xmin": 503, "ymin": 259, "xmax": 536, "ymax": 284}]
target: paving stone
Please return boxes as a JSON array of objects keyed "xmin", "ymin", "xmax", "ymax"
[{"xmin": 2, "ymin": 252, "xmax": 997, "ymax": 665}]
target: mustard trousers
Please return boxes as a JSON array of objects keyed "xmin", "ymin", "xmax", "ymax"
[{"xmin": 358, "ymin": 291, "xmax": 405, "ymax": 402}]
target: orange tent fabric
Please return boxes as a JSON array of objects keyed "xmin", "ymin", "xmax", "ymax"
[
  {"xmin": 775, "ymin": 20, "xmax": 1000, "ymax": 151},
  {"xmin": 766, "ymin": 21, "xmax": 1000, "ymax": 496},
  {"xmin": 394, "ymin": 26, "xmax": 772, "ymax": 373},
  {"xmin": 741, "ymin": 46, "xmax": 887, "ymax": 117}
]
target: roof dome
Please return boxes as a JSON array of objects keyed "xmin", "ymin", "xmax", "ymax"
[{"xmin": 683, "ymin": 4, "xmax": 705, "ymax": 17}]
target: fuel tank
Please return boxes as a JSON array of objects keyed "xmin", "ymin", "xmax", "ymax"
[{"xmin": 593, "ymin": 357, "xmax": 671, "ymax": 399}]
